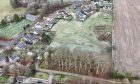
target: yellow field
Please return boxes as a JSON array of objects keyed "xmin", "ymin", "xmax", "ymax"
[{"xmin": 0, "ymin": 0, "xmax": 26, "ymax": 20}]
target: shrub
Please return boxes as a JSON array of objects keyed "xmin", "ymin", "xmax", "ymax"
[
  {"xmin": 1, "ymin": 19, "xmax": 7, "ymax": 27},
  {"xmin": 125, "ymin": 72, "xmax": 132, "ymax": 80},
  {"xmin": 110, "ymin": 71, "xmax": 125, "ymax": 79},
  {"xmin": 13, "ymin": 14, "xmax": 21, "ymax": 22},
  {"xmin": 41, "ymin": 32, "xmax": 55, "ymax": 44},
  {"xmin": 110, "ymin": 71, "xmax": 137, "ymax": 80}
]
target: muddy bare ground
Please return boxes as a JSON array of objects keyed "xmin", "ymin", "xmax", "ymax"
[{"xmin": 112, "ymin": 0, "xmax": 140, "ymax": 77}]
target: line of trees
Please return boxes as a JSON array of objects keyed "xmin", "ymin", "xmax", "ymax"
[{"xmin": 42, "ymin": 47, "xmax": 108, "ymax": 78}]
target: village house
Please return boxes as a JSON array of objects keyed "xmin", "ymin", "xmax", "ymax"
[
  {"xmin": 11, "ymin": 53, "xmax": 20, "ymax": 62},
  {"xmin": 22, "ymin": 33, "xmax": 40, "ymax": 45},
  {"xmin": 76, "ymin": 11, "xmax": 87, "ymax": 22},
  {"xmin": 14, "ymin": 42, "xmax": 26, "ymax": 50},
  {"xmin": 57, "ymin": 10, "xmax": 73, "ymax": 21},
  {"xmin": 31, "ymin": 28, "xmax": 41, "ymax": 35},
  {"xmin": 25, "ymin": 14, "xmax": 37, "ymax": 22},
  {"xmin": 76, "ymin": 1, "xmax": 96, "ymax": 22},
  {"xmin": 16, "ymin": 76, "xmax": 26, "ymax": 84},
  {"xmin": 102, "ymin": 1, "xmax": 112, "ymax": 11}
]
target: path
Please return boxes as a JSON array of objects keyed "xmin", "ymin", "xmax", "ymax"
[{"xmin": 36, "ymin": 61, "xmax": 121, "ymax": 84}]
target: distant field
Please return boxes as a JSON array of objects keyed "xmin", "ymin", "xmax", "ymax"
[
  {"xmin": 0, "ymin": 19, "xmax": 32, "ymax": 39},
  {"xmin": 52, "ymin": 12, "xmax": 112, "ymax": 49},
  {"xmin": 0, "ymin": 0, "xmax": 26, "ymax": 20}
]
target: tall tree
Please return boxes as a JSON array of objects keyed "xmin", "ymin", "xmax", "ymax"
[
  {"xmin": 13, "ymin": 14, "xmax": 21, "ymax": 22},
  {"xmin": 1, "ymin": 19, "xmax": 7, "ymax": 26},
  {"xmin": 10, "ymin": 0, "xmax": 20, "ymax": 8}
]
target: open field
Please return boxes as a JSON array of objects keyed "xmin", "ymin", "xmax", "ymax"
[
  {"xmin": 52, "ymin": 12, "xmax": 112, "ymax": 49},
  {"xmin": 113, "ymin": 0, "xmax": 140, "ymax": 77},
  {"xmin": 0, "ymin": 0, "xmax": 26, "ymax": 20},
  {"xmin": 0, "ymin": 19, "xmax": 32, "ymax": 39},
  {"xmin": 47, "ymin": 12, "xmax": 112, "ymax": 77}
]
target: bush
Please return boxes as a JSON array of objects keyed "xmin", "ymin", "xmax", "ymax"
[
  {"xmin": 110, "ymin": 71, "xmax": 137, "ymax": 80},
  {"xmin": 1, "ymin": 19, "xmax": 7, "ymax": 27},
  {"xmin": 13, "ymin": 14, "xmax": 21, "ymax": 22},
  {"xmin": 41, "ymin": 32, "xmax": 55, "ymax": 44},
  {"xmin": 110, "ymin": 71, "xmax": 125, "ymax": 79}
]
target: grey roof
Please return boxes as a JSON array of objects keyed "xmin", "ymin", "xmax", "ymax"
[
  {"xmin": 16, "ymin": 76, "xmax": 26, "ymax": 82},
  {"xmin": 17, "ymin": 42, "xmax": 26, "ymax": 49},
  {"xmin": 26, "ymin": 14, "xmax": 36, "ymax": 21},
  {"xmin": 0, "ymin": 55, "xmax": 5, "ymax": 64},
  {"xmin": 11, "ymin": 54, "xmax": 20, "ymax": 62}
]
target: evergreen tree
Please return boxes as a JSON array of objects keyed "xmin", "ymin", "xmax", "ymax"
[
  {"xmin": 13, "ymin": 14, "xmax": 21, "ymax": 22},
  {"xmin": 1, "ymin": 19, "xmax": 7, "ymax": 26}
]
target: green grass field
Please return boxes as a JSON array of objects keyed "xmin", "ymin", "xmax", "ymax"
[
  {"xmin": 0, "ymin": 0, "xmax": 26, "ymax": 20},
  {"xmin": 52, "ymin": 12, "xmax": 112, "ymax": 49},
  {"xmin": 0, "ymin": 19, "xmax": 32, "ymax": 39}
]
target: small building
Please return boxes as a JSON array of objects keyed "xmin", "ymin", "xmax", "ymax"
[
  {"xmin": 15, "ymin": 42, "xmax": 26, "ymax": 50},
  {"xmin": 76, "ymin": 11, "xmax": 87, "ymax": 22},
  {"xmin": 25, "ymin": 14, "xmax": 37, "ymax": 21},
  {"xmin": 57, "ymin": 10, "xmax": 73, "ymax": 21},
  {"xmin": 16, "ymin": 76, "xmax": 26, "ymax": 84},
  {"xmin": 23, "ymin": 34, "xmax": 40, "ymax": 44},
  {"xmin": 11, "ymin": 54, "xmax": 20, "ymax": 62},
  {"xmin": 23, "ymin": 77, "xmax": 49, "ymax": 84},
  {"xmin": 31, "ymin": 28, "xmax": 41, "ymax": 35},
  {"xmin": 24, "ymin": 34, "xmax": 33, "ymax": 41},
  {"xmin": 0, "ymin": 55, "xmax": 6, "ymax": 65},
  {"xmin": 102, "ymin": 2, "xmax": 112, "ymax": 11}
]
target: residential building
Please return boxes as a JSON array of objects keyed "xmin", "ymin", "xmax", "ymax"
[
  {"xmin": 76, "ymin": 11, "xmax": 87, "ymax": 22},
  {"xmin": 25, "ymin": 14, "xmax": 37, "ymax": 21}
]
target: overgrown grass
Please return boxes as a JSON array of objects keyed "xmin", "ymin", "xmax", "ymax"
[
  {"xmin": 0, "ymin": 19, "xmax": 32, "ymax": 39},
  {"xmin": 52, "ymin": 12, "xmax": 112, "ymax": 48}
]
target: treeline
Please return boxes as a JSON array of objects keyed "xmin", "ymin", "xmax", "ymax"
[
  {"xmin": 10, "ymin": 0, "xmax": 69, "ymax": 15},
  {"xmin": 41, "ymin": 46, "xmax": 110, "ymax": 78}
]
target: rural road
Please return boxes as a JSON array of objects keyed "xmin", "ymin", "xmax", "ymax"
[
  {"xmin": 35, "ymin": 61, "xmax": 122, "ymax": 84},
  {"xmin": 113, "ymin": 0, "xmax": 140, "ymax": 76}
]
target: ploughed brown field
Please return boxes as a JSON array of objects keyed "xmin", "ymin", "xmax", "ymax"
[{"xmin": 113, "ymin": 0, "xmax": 140, "ymax": 76}]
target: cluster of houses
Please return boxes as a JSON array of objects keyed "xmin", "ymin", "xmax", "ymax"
[
  {"xmin": 0, "ymin": 0, "xmax": 113, "ymax": 83},
  {"xmin": 14, "ymin": 30, "xmax": 41, "ymax": 51},
  {"xmin": 42, "ymin": 10, "xmax": 73, "ymax": 31},
  {"xmin": 75, "ymin": 0, "xmax": 112, "ymax": 22}
]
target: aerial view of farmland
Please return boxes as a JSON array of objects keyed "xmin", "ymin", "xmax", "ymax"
[{"xmin": 0, "ymin": 0, "xmax": 140, "ymax": 84}]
